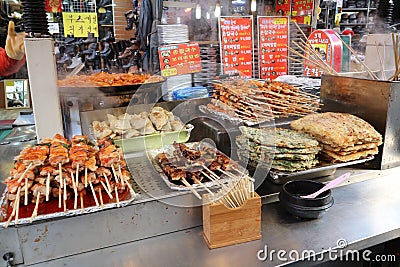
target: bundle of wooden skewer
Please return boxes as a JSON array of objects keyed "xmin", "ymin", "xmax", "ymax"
[
  {"xmin": 389, "ymin": 33, "xmax": 400, "ymax": 81},
  {"xmin": 2, "ymin": 134, "xmax": 136, "ymax": 228},
  {"xmin": 288, "ymin": 22, "xmax": 379, "ymax": 80},
  {"xmin": 212, "ymin": 174, "xmax": 255, "ymax": 209},
  {"xmin": 209, "ymin": 78, "xmax": 321, "ymax": 121}
]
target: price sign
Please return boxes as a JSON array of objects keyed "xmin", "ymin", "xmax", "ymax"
[
  {"xmin": 291, "ymin": 0, "xmax": 313, "ymax": 16},
  {"xmin": 304, "ymin": 29, "xmax": 343, "ymax": 77},
  {"xmin": 62, "ymin": 12, "xmax": 98, "ymax": 38},
  {"xmin": 158, "ymin": 42, "xmax": 202, "ymax": 77},
  {"xmin": 258, "ymin": 16, "xmax": 289, "ymax": 80},
  {"xmin": 219, "ymin": 16, "xmax": 254, "ymax": 78}
]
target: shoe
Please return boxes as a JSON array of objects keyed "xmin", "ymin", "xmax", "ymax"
[
  {"xmin": 99, "ymin": 10, "xmax": 113, "ymax": 25},
  {"xmin": 67, "ymin": 56, "xmax": 83, "ymax": 69},
  {"xmin": 124, "ymin": 10, "xmax": 136, "ymax": 30},
  {"xmin": 101, "ymin": 31, "xmax": 115, "ymax": 42},
  {"xmin": 64, "ymin": 36, "xmax": 75, "ymax": 44},
  {"xmin": 83, "ymin": 32, "xmax": 97, "ymax": 44},
  {"xmin": 64, "ymin": 45, "xmax": 76, "ymax": 55},
  {"xmin": 82, "ymin": 43, "xmax": 98, "ymax": 54},
  {"xmin": 98, "ymin": 0, "xmax": 111, "ymax": 7},
  {"xmin": 86, "ymin": 50, "xmax": 98, "ymax": 61},
  {"xmin": 57, "ymin": 53, "xmax": 71, "ymax": 64},
  {"xmin": 118, "ymin": 45, "xmax": 138, "ymax": 59}
]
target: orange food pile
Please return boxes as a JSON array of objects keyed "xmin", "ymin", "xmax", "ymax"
[{"xmin": 58, "ymin": 72, "xmax": 164, "ymax": 87}]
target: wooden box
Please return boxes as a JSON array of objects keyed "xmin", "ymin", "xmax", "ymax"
[{"xmin": 202, "ymin": 193, "xmax": 262, "ymax": 249}]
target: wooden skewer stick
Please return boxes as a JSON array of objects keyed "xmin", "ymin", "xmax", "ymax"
[
  {"xmin": 63, "ymin": 178, "xmax": 67, "ymax": 212},
  {"xmin": 46, "ymin": 173, "xmax": 50, "ymax": 201},
  {"xmin": 5, "ymin": 187, "xmax": 21, "ymax": 228},
  {"xmin": 17, "ymin": 163, "xmax": 33, "ymax": 183},
  {"xmin": 58, "ymin": 187, "xmax": 62, "ymax": 209},
  {"xmin": 111, "ymin": 165, "xmax": 119, "ymax": 184},
  {"xmin": 88, "ymin": 180, "xmax": 99, "ymax": 207},
  {"xmin": 80, "ymin": 192, "xmax": 84, "ymax": 213},
  {"xmin": 59, "ymin": 163, "xmax": 63, "ymax": 189},
  {"xmin": 29, "ymin": 192, "xmax": 41, "ymax": 223},
  {"xmin": 58, "ymin": 163, "xmax": 62, "ymax": 208},
  {"xmin": 115, "ymin": 186, "xmax": 120, "ymax": 208},
  {"xmin": 193, "ymin": 178, "xmax": 214, "ymax": 195},
  {"xmin": 84, "ymin": 167, "xmax": 88, "ymax": 188},
  {"xmin": 24, "ymin": 177, "xmax": 28, "ymax": 206},
  {"xmin": 181, "ymin": 178, "xmax": 202, "ymax": 200},
  {"xmin": 118, "ymin": 165, "xmax": 125, "ymax": 187},
  {"xmin": 103, "ymin": 174, "xmax": 112, "ymax": 193},
  {"xmin": 100, "ymin": 181, "xmax": 113, "ymax": 199},
  {"xmin": 15, "ymin": 193, "xmax": 20, "ymax": 225},
  {"xmin": 75, "ymin": 164, "xmax": 79, "ymax": 189},
  {"xmin": 334, "ymin": 33, "xmax": 379, "ymax": 80},
  {"xmin": 98, "ymin": 188, "xmax": 104, "ymax": 208},
  {"xmin": 124, "ymin": 180, "xmax": 136, "ymax": 198}
]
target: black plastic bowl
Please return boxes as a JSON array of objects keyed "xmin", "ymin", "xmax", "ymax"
[{"xmin": 279, "ymin": 180, "xmax": 334, "ymax": 219}]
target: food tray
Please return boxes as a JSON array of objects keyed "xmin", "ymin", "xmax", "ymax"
[
  {"xmin": 268, "ymin": 157, "xmax": 374, "ymax": 184},
  {"xmin": 199, "ymin": 104, "xmax": 270, "ymax": 126},
  {"xmin": 0, "ymin": 186, "xmax": 136, "ymax": 228},
  {"xmin": 147, "ymin": 143, "xmax": 248, "ymax": 191},
  {"xmin": 111, "ymin": 124, "xmax": 193, "ymax": 153}
]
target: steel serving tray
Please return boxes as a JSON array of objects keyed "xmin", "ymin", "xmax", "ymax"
[
  {"xmin": 0, "ymin": 185, "xmax": 137, "ymax": 228},
  {"xmin": 268, "ymin": 157, "xmax": 374, "ymax": 184},
  {"xmin": 147, "ymin": 142, "xmax": 248, "ymax": 191}
]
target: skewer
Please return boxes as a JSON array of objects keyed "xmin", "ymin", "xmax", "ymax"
[
  {"xmin": 334, "ymin": 33, "xmax": 379, "ymax": 80},
  {"xmin": 118, "ymin": 165, "xmax": 125, "ymax": 186},
  {"xmin": 124, "ymin": 180, "xmax": 137, "ymax": 198},
  {"xmin": 111, "ymin": 165, "xmax": 119, "ymax": 184},
  {"xmin": 63, "ymin": 178, "xmax": 67, "ymax": 212},
  {"xmin": 5, "ymin": 187, "xmax": 21, "ymax": 228},
  {"xmin": 29, "ymin": 192, "xmax": 41, "ymax": 223},
  {"xmin": 181, "ymin": 178, "xmax": 202, "ymax": 199},
  {"xmin": 103, "ymin": 173, "xmax": 112, "ymax": 193},
  {"xmin": 58, "ymin": 163, "xmax": 62, "ymax": 208},
  {"xmin": 75, "ymin": 164, "xmax": 79, "ymax": 189},
  {"xmin": 15, "ymin": 193, "xmax": 20, "ymax": 225},
  {"xmin": 17, "ymin": 163, "xmax": 33, "ymax": 183},
  {"xmin": 58, "ymin": 187, "xmax": 62, "ymax": 209},
  {"xmin": 88, "ymin": 180, "xmax": 99, "ymax": 207},
  {"xmin": 98, "ymin": 188, "xmax": 104, "ymax": 208},
  {"xmin": 46, "ymin": 173, "xmax": 50, "ymax": 201},
  {"xmin": 100, "ymin": 180, "xmax": 113, "ymax": 199},
  {"xmin": 193, "ymin": 178, "xmax": 214, "ymax": 195},
  {"xmin": 59, "ymin": 163, "xmax": 63, "ymax": 188},
  {"xmin": 115, "ymin": 186, "xmax": 120, "ymax": 207},
  {"xmin": 84, "ymin": 167, "xmax": 88, "ymax": 188},
  {"xmin": 80, "ymin": 192, "xmax": 84, "ymax": 212},
  {"xmin": 24, "ymin": 177, "xmax": 28, "ymax": 206}
]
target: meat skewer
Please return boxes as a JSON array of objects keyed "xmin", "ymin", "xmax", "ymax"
[
  {"xmin": 88, "ymin": 180, "xmax": 99, "ymax": 207},
  {"xmin": 115, "ymin": 186, "xmax": 120, "ymax": 207},
  {"xmin": 80, "ymin": 192, "xmax": 84, "ymax": 212},
  {"xmin": 46, "ymin": 173, "xmax": 50, "ymax": 201},
  {"xmin": 100, "ymin": 180, "xmax": 113, "ymax": 199},
  {"xmin": 29, "ymin": 192, "xmax": 41, "ymax": 223},
  {"xmin": 102, "ymin": 173, "xmax": 112, "ymax": 195},
  {"xmin": 5, "ymin": 186, "xmax": 21, "ymax": 228},
  {"xmin": 98, "ymin": 188, "xmax": 104, "ymax": 208}
]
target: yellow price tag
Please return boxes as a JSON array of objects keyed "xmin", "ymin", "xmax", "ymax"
[
  {"xmin": 273, "ymin": 18, "xmax": 288, "ymax": 25},
  {"xmin": 161, "ymin": 68, "xmax": 178, "ymax": 77},
  {"xmin": 62, "ymin": 12, "xmax": 98, "ymax": 38}
]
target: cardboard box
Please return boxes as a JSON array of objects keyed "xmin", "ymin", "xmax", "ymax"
[{"xmin": 202, "ymin": 193, "xmax": 261, "ymax": 249}]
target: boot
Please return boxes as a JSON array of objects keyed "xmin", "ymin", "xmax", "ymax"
[
  {"xmin": 124, "ymin": 10, "xmax": 135, "ymax": 30},
  {"xmin": 118, "ymin": 45, "xmax": 137, "ymax": 59},
  {"xmin": 98, "ymin": 10, "xmax": 113, "ymax": 25},
  {"xmin": 67, "ymin": 56, "xmax": 83, "ymax": 69},
  {"xmin": 87, "ymin": 50, "xmax": 98, "ymax": 61},
  {"xmin": 100, "ymin": 43, "xmax": 113, "ymax": 58},
  {"xmin": 101, "ymin": 31, "xmax": 115, "ymax": 42},
  {"xmin": 57, "ymin": 53, "xmax": 72, "ymax": 64},
  {"xmin": 83, "ymin": 32, "xmax": 97, "ymax": 44},
  {"xmin": 82, "ymin": 43, "xmax": 98, "ymax": 54}
]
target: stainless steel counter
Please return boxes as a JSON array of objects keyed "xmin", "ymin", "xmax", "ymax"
[
  {"xmin": 23, "ymin": 169, "xmax": 400, "ymax": 267},
  {"xmin": 1, "ymin": 126, "xmax": 400, "ymax": 266}
]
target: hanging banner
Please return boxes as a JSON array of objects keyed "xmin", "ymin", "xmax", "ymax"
[
  {"xmin": 62, "ymin": 12, "xmax": 98, "ymax": 37},
  {"xmin": 158, "ymin": 42, "xmax": 202, "ymax": 77},
  {"xmin": 304, "ymin": 29, "xmax": 343, "ymax": 77},
  {"xmin": 258, "ymin": 16, "xmax": 289, "ymax": 80},
  {"xmin": 275, "ymin": 0, "xmax": 291, "ymax": 16},
  {"xmin": 291, "ymin": 0, "xmax": 313, "ymax": 16},
  {"xmin": 46, "ymin": 0, "xmax": 62, "ymax": 12},
  {"xmin": 219, "ymin": 16, "xmax": 254, "ymax": 78}
]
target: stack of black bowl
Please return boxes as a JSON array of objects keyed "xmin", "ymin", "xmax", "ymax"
[
  {"xmin": 279, "ymin": 180, "xmax": 334, "ymax": 219},
  {"xmin": 20, "ymin": 0, "xmax": 49, "ymax": 36},
  {"xmin": 378, "ymin": 0, "xmax": 394, "ymax": 26}
]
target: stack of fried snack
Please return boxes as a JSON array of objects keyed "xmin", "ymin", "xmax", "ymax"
[
  {"xmin": 2, "ymin": 134, "xmax": 135, "ymax": 227},
  {"xmin": 237, "ymin": 126, "xmax": 321, "ymax": 172},
  {"xmin": 290, "ymin": 112, "xmax": 383, "ymax": 163}
]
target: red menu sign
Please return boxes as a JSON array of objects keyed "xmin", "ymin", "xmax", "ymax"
[
  {"xmin": 158, "ymin": 42, "xmax": 202, "ymax": 77},
  {"xmin": 304, "ymin": 29, "xmax": 343, "ymax": 77},
  {"xmin": 219, "ymin": 16, "xmax": 253, "ymax": 78},
  {"xmin": 291, "ymin": 0, "xmax": 314, "ymax": 16},
  {"xmin": 275, "ymin": 0, "xmax": 291, "ymax": 16},
  {"xmin": 258, "ymin": 16, "xmax": 289, "ymax": 80}
]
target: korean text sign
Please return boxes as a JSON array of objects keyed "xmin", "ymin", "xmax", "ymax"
[
  {"xmin": 158, "ymin": 43, "xmax": 202, "ymax": 77},
  {"xmin": 219, "ymin": 16, "xmax": 254, "ymax": 78},
  {"xmin": 258, "ymin": 16, "xmax": 289, "ymax": 80},
  {"xmin": 62, "ymin": 12, "xmax": 98, "ymax": 37}
]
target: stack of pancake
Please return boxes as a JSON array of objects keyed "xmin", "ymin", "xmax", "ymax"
[
  {"xmin": 236, "ymin": 126, "xmax": 321, "ymax": 172},
  {"xmin": 290, "ymin": 112, "xmax": 382, "ymax": 163}
]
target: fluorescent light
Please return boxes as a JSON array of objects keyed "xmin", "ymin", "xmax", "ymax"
[
  {"xmin": 206, "ymin": 12, "xmax": 210, "ymax": 19},
  {"xmin": 195, "ymin": 4, "xmax": 201, "ymax": 19},
  {"xmin": 12, "ymin": 0, "xmax": 19, "ymax": 4},
  {"xmin": 251, "ymin": 0, "xmax": 257, "ymax": 12},
  {"xmin": 214, "ymin": 3, "xmax": 221, "ymax": 17}
]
